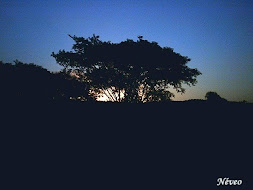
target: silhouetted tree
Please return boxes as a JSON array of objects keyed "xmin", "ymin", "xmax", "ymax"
[
  {"xmin": 205, "ymin": 91, "xmax": 227, "ymax": 103},
  {"xmin": 52, "ymin": 34, "xmax": 201, "ymax": 102}
]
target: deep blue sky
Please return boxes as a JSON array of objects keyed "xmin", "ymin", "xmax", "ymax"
[{"xmin": 1, "ymin": 0, "xmax": 252, "ymax": 102}]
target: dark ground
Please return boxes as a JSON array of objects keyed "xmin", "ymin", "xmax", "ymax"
[{"xmin": 1, "ymin": 100, "xmax": 252, "ymax": 189}]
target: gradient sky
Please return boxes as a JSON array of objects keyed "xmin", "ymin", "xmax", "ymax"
[{"xmin": 1, "ymin": 0, "xmax": 252, "ymax": 102}]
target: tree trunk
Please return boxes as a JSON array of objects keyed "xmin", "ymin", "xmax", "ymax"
[{"xmin": 118, "ymin": 88, "xmax": 120, "ymax": 102}]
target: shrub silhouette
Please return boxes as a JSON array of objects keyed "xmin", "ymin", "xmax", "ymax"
[{"xmin": 205, "ymin": 91, "xmax": 227, "ymax": 103}]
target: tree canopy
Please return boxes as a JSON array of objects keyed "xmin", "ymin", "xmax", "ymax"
[{"xmin": 52, "ymin": 34, "xmax": 201, "ymax": 102}]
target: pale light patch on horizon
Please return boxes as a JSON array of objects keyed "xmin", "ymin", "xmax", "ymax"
[
  {"xmin": 97, "ymin": 94, "xmax": 110, "ymax": 102},
  {"xmin": 96, "ymin": 88, "xmax": 125, "ymax": 102},
  {"xmin": 96, "ymin": 87, "xmax": 191, "ymax": 102}
]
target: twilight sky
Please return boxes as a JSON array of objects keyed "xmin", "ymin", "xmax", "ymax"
[{"xmin": 0, "ymin": 0, "xmax": 252, "ymax": 102}]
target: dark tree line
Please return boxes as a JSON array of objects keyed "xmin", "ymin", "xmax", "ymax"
[
  {"xmin": 0, "ymin": 60, "xmax": 249, "ymax": 104},
  {"xmin": 0, "ymin": 60, "xmax": 92, "ymax": 102}
]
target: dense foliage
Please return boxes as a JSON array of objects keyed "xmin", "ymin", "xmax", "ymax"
[
  {"xmin": 52, "ymin": 35, "xmax": 201, "ymax": 102},
  {"xmin": 0, "ymin": 60, "xmax": 91, "ymax": 102}
]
